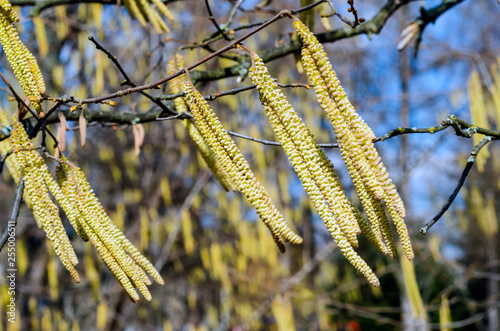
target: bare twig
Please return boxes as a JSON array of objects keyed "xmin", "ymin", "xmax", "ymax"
[
  {"xmin": 156, "ymin": 113, "xmax": 191, "ymax": 121},
  {"xmin": 205, "ymin": 0, "xmax": 231, "ymax": 41},
  {"xmin": 0, "ymin": 72, "xmax": 37, "ymax": 119},
  {"xmin": 28, "ymin": 101, "xmax": 62, "ymax": 139},
  {"xmin": 0, "ymin": 176, "xmax": 24, "ymax": 252},
  {"xmin": 159, "ymin": 82, "xmax": 310, "ymax": 101},
  {"xmin": 224, "ymin": 0, "xmax": 245, "ymax": 28},
  {"xmin": 47, "ymin": 1, "xmax": 329, "ymax": 105},
  {"xmin": 87, "ymin": 35, "xmax": 176, "ymax": 116},
  {"xmin": 413, "ymin": 0, "xmax": 465, "ymax": 56},
  {"xmin": 0, "ymin": 72, "xmax": 58, "ymax": 143},
  {"xmin": 226, "ymin": 129, "xmax": 340, "ymax": 148},
  {"xmin": 420, "ymin": 136, "xmax": 492, "ymax": 235}
]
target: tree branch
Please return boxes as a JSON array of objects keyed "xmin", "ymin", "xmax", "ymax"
[
  {"xmin": 420, "ymin": 136, "xmax": 492, "ymax": 235},
  {"xmin": 413, "ymin": 0, "xmax": 465, "ymax": 55}
]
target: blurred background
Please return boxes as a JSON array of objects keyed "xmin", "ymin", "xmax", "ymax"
[{"xmin": 0, "ymin": 0, "xmax": 500, "ymax": 329}]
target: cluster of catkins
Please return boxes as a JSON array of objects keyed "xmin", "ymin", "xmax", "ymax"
[
  {"xmin": 0, "ymin": 1, "xmax": 44, "ymax": 113},
  {"xmin": 0, "ymin": 1, "xmax": 163, "ymax": 302},
  {"xmin": 179, "ymin": 19, "xmax": 414, "ymax": 286},
  {"xmin": 9, "ymin": 121, "xmax": 164, "ymax": 301},
  {"xmin": 293, "ymin": 19, "xmax": 413, "ymax": 262}
]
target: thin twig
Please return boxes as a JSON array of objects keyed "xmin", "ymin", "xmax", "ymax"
[
  {"xmin": 293, "ymin": 0, "xmax": 328, "ymax": 14},
  {"xmin": 373, "ymin": 124, "xmax": 448, "ymax": 142},
  {"xmin": 205, "ymin": 0, "xmax": 231, "ymax": 41},
  {"xmin": 158, "ymin": 82, "xmax": 310, "ymax": 102},
  {"xmin": 346, "ymin": 0, "xmax": 365, "ymax": 28},
  {"xmin": 226, "ymin": 129, "xmax": 340, "ymax": 148},
  {"xmin": 156, "ymin": 113, "xmax": 191, "ymax": 121},
  {"xmin": 420, "ymin": 136, "xmax": 492, "ymax": 235},
  {"xmin": 187, "ymin": 0, "xmax": 326, "ymax": 51},
  {"xmin": 28, "ymin": 101, "xmax": 61, "ymax": 139},
  {"xmin": 56, "ymin": 3, "xmax": 329, "ymax": 105},
  {"xmin": 0, "ymin": 176, "xmax": 24, "ymax": 252},
  {"xmin": 413, "ymin": 0, "xmax": 465, "ymax": 57},
  {"xmin": 0, "ymin": 72, "xmax": 37, "ymax": 119},
  {"xmin": 87, "ymin": 35, "xmax": 176, "ymax": 116}
]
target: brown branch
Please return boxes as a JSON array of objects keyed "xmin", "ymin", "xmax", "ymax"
[
  {"xmin": 39, "ymin": 1, "xmax": 326, "ymax": 105},
  {"xmin": 420, "ymin": 136, "xmax": 492, "ymax": 235},
  {"xmin": 413, "ymin": 0, "xmax": 465, "ymax": 56}
]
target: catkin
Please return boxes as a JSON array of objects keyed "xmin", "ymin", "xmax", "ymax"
[
  {"xmin": 10, "ymin": 121, "xmax": 80, "ymax": 282},
  {"xmin": 250, "ymin": 55, "xmax": 360, "ymax": 245},
  {"xmin": 123, "ymin": 0, "xmax": 170, "ymax": 33},
  {"xmin": 249, "ymin": 53, "xmax": 379, "ymax": 286},
  {"xmin": 294, "ymin": 19, "xmax": 413, "ymax": 261}
]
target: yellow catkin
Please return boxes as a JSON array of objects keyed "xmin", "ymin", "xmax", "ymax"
[
  {"xmin": 249, "ymin": 54, "xmax": 378, "ymax": 285},
  {"xmin": 249, "ymin": 54, "xmax": 359, "ymax": 247},
  {"xmin": 55, "ymin": 165, "xmax": 88, "ymax": 241},
  {"xmin": 0, "ymin": 3, "xmax": 45, "ymax": 114},
  {"xmin": 185, "ymin": 84, "xmax": 288, "ymax": 250},
  {"xmin": 56, "ymin": 159, "xmax": 164, "ymax": 299},
  {"xmin": 0, "ymin": 106, "xmax": 21, "ymax": 180},
  {"xmin": 184, "ymin": 81, "xmax": 303, "ymax": 251},
  {"xmin": 123, "ymin": 0, "xmax": 147, "ymax": 25},
  {"xmin": 126, "ymin": 0, "xmax": 170, "ymax": 33},
  {"xmin": 295, "ymin": 20, "xmax": 413, "ymax": 261},
  {"xmin": 295, "ymin": 20, "xmax": 405, "ymax": 215},
  {"xmin": 167, "ymin": 56, "xmax": 235, "ymax": 191},
  {"xmin": 10, "ymin": 121, "xmax": 80, "ymax": 282},
  {"xmin": 151, "ymin": 0, "xmax": 174, "ymax": 21}
]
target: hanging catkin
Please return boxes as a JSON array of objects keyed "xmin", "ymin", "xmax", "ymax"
[
  {"xmin": 167, "ymin": 55, "xmax": 235, "ymax": 191},
  {"xmin": 294, "ymin": 19, "xmax": 413, "ymax": 260},
  {"xmin": 10, "ymin": 120, "xmax": 80, "ymax": 282},
  {"xmin": 248, "ymin": 51, "xmax": 379, "ymax": 286},
  {"xmin": 56, "ymin": 158, "xmax": 164, "ymax": 301},
  {"xmin": 183, "ymin": 78, "xmax": 303, "ymax": 252},
  {"xmin": 0, "ymin": 1, "xmax": 45, "ymax": 114}
]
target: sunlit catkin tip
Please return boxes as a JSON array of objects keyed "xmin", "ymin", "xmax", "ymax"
[
  {"xmin": 388, "ymin": 205, "xmax": 414, "ymax": 260},
  {"xmin": 282, "ymin": 229, "xmax": 303, "ymax": 245},
  {"xmin": 155, "ymin": 275, "xmax": 165, "ymax": 286},
  {"xmin": 369, "ymin": 275, "xmax": 380, "ymax": 287},
  {"xmin": 126, "ymin": 289, "xmax": 140, "ymax": 303},
  {"xmin": 135, "ymin": 280, "xmax": 152, "ymax": 301},
  {"xmin": 69, "ymin": 268, "xmax": 81, "ymax": 283}
]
